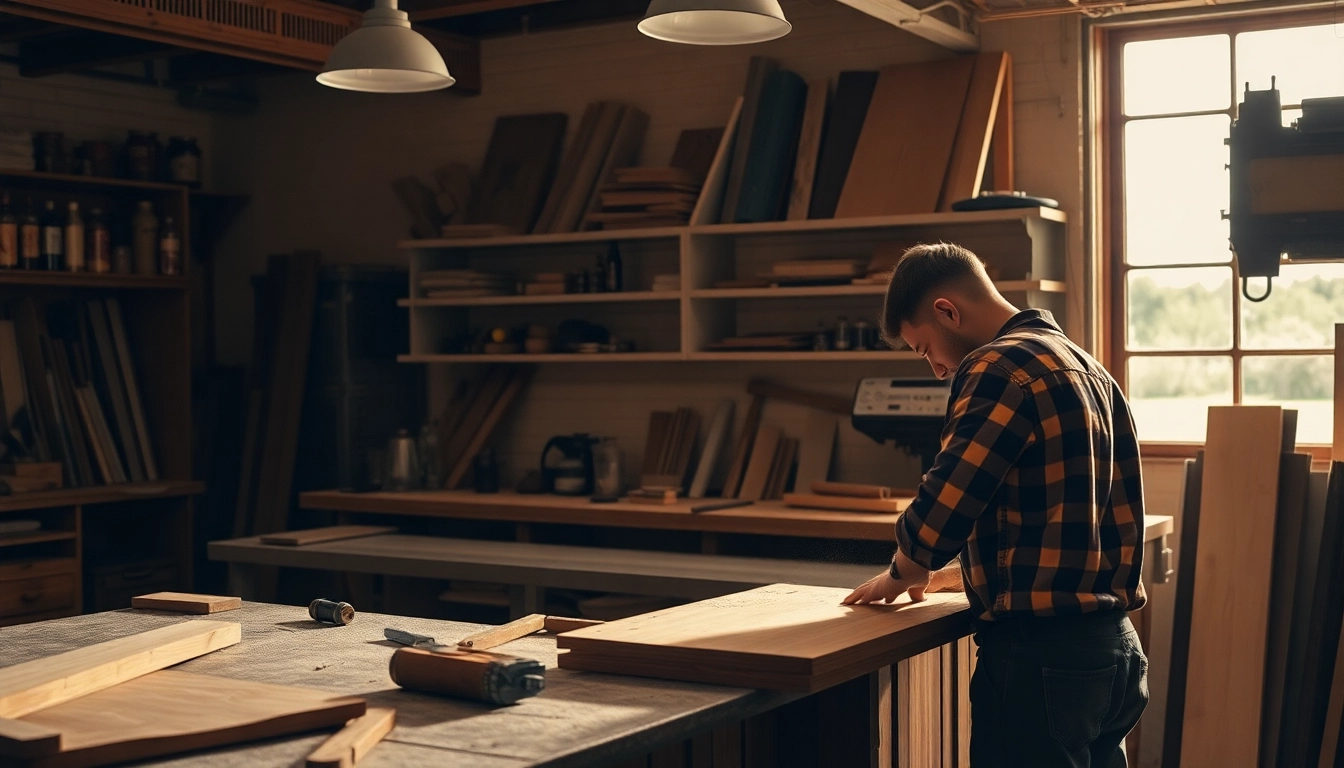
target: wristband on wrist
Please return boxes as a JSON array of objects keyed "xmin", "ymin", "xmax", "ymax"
[{"xmin": 888, "ymin": 556, "xmax": 902, "ymax": 581}]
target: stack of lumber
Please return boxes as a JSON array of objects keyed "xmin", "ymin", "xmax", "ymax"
[
  {"xmin": 434, "ymin": 365, "xmax": 536, "ymax": 490},
  {"xmin": 0, "ymin": 297, "xmax": 158, "ymax": 489},
  {"xmin": 533, "ymin": 101, "xmax": 648, "ymax": 234},
  {"xmin": 1163, "ymin": 389, "xmax": 1344, "ymax": 768},
  {"xmin": 764, "ymin": 259, "xmax": 867, "ymax": 286},
  {"xmin": 417, "ymin": 269, "xmax": 514, "ymax": 299},
  {"xmin": 640, "ymin": 407, "xmax": 701, "ymax": 491},
  {"xmin": 585, "ymin": 167, "xmax": 700, "ymax": 231},
  {"xmin": 707, "ymin": 51, "xmax": 1012, "ymax": 224}
]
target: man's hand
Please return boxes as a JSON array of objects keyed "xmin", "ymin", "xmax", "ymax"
[{"xmin": 842, "ymin": 549, "xmax": 931, "ymax": 605}]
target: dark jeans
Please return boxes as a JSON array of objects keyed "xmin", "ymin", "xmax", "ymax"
[{"xmin": 969, "ymin": 610, "xmax": 1149, "ymax": 768}]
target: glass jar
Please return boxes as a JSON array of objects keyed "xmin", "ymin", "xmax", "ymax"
[
  {"xmin": 593, "ymin": 438, "xmax": 623, "ymax": 498},
  {"xmin": 167, "ymin": 136, "xmax": 202, "ymax": 188}
]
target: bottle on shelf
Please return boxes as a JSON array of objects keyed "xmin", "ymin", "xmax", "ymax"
[
  {"xmin": 64, "ymin": 202, "xmax": 84, "ymax": 272},
  {"xmin": 19, "ymin": 197, "xmax": 40, "ymax": 270},
  {"xmin": 132, "ymin": 200, "xmax": 157, "ymax": 275},
  {"xmin": 167, "ymin": 136, "xmax": 202, "ymax": 188},
  {"xmin": 0, "ymin": 194, "xmax": 17, "ymax": 269},
  {"xmin": 604, "ymin": 241, "xmax": 623, "ymax": 292},
  {"xmin": 88, "ymin": 208, "xmax": 111, "ymax": 274},
  {"xmin": 159, "ymin": 216, "xmax": 181, "ymax": 276},
  {"xmin": 39, "ymin": 200, "xmax": 62, "ymax": 271}
]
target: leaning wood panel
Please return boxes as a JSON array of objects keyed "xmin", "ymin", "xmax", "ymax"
[
  {"xmin": 1335, "ymin": 324, "xmax": 1344, "ymax": 462},
  {"xmin": 0, "ymin": 621, "xmax": 241, "ymax": 719},
  {"xmin": 1179, "ymin": 406, "xmax": 1283, "ymax": 768},
  {"xmin": 1261, "ymin": 452, "xmax": 1312, "ymax": 767}
]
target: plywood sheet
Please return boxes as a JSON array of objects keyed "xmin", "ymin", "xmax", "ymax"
[
  {"xmin": 835, "ymin": 57, "xmax": 975, "ymax": 218},
  {"xmin": 7, "ymin": 670, "xmax": 364, "ymax": 768},
  {"xmin": 1179, "ymin": 406, "xmax": 1283, "ymax": 768},
  {"xmin": 557, "ymin": 584, "xmax": 971, "ymax": 693}
]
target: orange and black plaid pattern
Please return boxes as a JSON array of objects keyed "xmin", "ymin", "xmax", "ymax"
[{"xmin": 895, "ymin": 310, "xmax": 1146, "ymax": 621}]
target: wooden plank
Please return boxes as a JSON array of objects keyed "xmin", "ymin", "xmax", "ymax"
[
  {"xmin": 306, "ymin": 708, "xmax": 396, "ymax": 768},
  {"xmin": 104, "ymin": 298, "xmax": 156, "ymax": 480},
  {"xmin": 787, "ymin": 78, "xmax": 829, "ymax": 221},
  {"xmin": 670, "ymin": 126, "xmax": 725, "ymax": 184},
  {"xmin": 643, "ymin": 410, "xmax": 674, "ymax": 479},
  {"xmin": 1179, "ymin": 406, "xmax": 1283, "ymax": 767},
  {"xmin": 130, "ymin": 593, "xmax": 242, "ymax": 614},
  {"xmin": 557, "ymin": 585, "xmax": 972, "ymax": 693},
  {"xmin": 1298, "ymin": 463, "xmax": 1344, "ymax": 767},
  {"xmin": 737, "ymin": 426, "xmax": 780, "ymax": 501},
  {"xmin": 579, "ymin": 107, "xmax": 650, "ymax": 230},
  {"xmin": 444, "ymin": 366, "xmax": 535, "ymax": 490},
  {"xmin": 836, "ymin": 57, "xmax": 975, "ymax": 218},
  {"xmin": 551, "ymin": 102, "xmax": 625, "ymax": 233},
  {"xmin": 672, "ymin": 410, "xmax": 701, "ymax": 486},
  {"xmin": 0, "ymin": 621, "xmax": 241, "ymax": 719},
  {"xmin": 769, "ymin": 438, "xmax": 797, "ymax": 500},
  {"xmin": 534, "ymin": 101, "xmax": 602, "ymax": 235},
  {"xmin": 989, "ymin": 55, "xmax": 1013, "ymax": 191},
  {"xmin": 1161, "ymin": 454, "xmax": 1203, "ymax": 768},
  {"xmin": 734, "ymin": 69, "xmax": 808, "ymax": 223},
  {"xmin": 690, "ymin": 98, "xmax": 743, "ymax": 227},
  {"xmin": 938, "ymin": 52, "xmax": 1009, "ymax": 211},
  {"xmin": 259, "ymin": 526, "xmax": 397, "ymax": 547},
  {"xmin": 689, "ymin": 400, "xmax": 734, "ymax": 499},
  {"xmin": 233, "ymin": 256, "xmax": 285, "ymax": 537},
  {"xmin": 466, "ymin": 113, "xmax": 569, "ymax": 234},
  {"xmin": 1262, "ymin": 452, "xmax": 1313, "ymax": 768},
  {"xmin": 809, "ymin": 71, "xmax": 878, "ymax": 219},
  {"xmin": 794, "ymin": 412, "xmax": 836, "ymax": 490},
  {"xmin": 720, "ymin": 57, "xmax": 777, "ymax": 225},
  {"xmin": 9, "ymin": 670, "xmax": 365, "ymax": 766},
  {"xmin": 456, "ymin": 614, "xmax": 546, "ymax": 650},
  {"xmin": 441, "ymin": 365, "xmax": 510, "ymax": 483},
  {"xmin": 542, "ymin": 616, "xmax": 605, "ymax": 634},
  {"xmin": 783, "ymin": 493, "xmax": 904, "ymax": 514},
  {"xmin": 0, "ymin": 718, "xmax": 60, "ymax": 759},
  {"xmin": 1279, "ymin": 469, "xmax": 1333, "ymax": 767}
]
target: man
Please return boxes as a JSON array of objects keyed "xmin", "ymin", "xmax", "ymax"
[{"xmin": 843, "ymin": 243, "xmax": 1148, "ymax": 768}]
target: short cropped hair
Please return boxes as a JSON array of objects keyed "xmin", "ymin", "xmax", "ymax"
[{"xmin": 880, "ymin": 243, "xmax": 987, "ymax": 343}]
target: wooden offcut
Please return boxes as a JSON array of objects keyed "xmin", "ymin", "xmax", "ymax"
[
  {"xmin": 306, "ymin": 708, "xmax": 396, "ymax": 768},
  {"xmin": 835, "ymin": 57, "xmax": 976, "ymax": 218},
  {"xmin": 689, "ymin": 400, "xmax": 734, "ymax": 499},
  {"xmin": 259, "ymin": 526, "xmax": 397, "ymax": 547},
  {"xmin": 456, "ymin": 613, "xmax": 546, "ymax": 650},
  {"xmin": 0, "ymin": 621, "xmax": 241, "ymax": 719},
  {"xmin": 130, "ymin": 593, "xmax": 242, "ymax": 614},
  {"xmin": 737, "ymin": 426, "xmax": 781, "ymax": 501},
  {"xmin": 1179, "ymin": 406, "xmax": 1283, "ymax": 767},
  {"xmin": 556, "ymin": 584, "xmax": 971, "ymax": 692}
]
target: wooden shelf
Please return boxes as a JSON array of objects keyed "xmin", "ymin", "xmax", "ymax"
[
  {"xmin": 398, "ymin": 352, "xmax": 685, "ymax": 364},
  {"xmin": 0, "ymin": 169, "xmax": 190, "ymax": 194},
  {"xmin": 690, "ymin": 279, "xmax": 1064, "ymax": 300},
  {"xmin": 0, "ymin": 530, "xmax": 76, "ymax": 547},
  {"xmin": 399, "ymin": 290, "xmax": 682, "ymax": 308},
  {"xmin": 0, "ymin": 480, "xmax": 204, "ymax": 513},
  {"xmin": 400, "ymin": 226, "xmax": 685, "ymax": 250},
  {"xmin": 688, "ymin": 351, "xmax": 918, "ymax": 362},
  {"xmin": 688, "ymin": 207, "xmax": 1065, "ymax": 236},
  {"xmin": 0, "ymin": 271, "xmax": 192, "ymax": 290}
]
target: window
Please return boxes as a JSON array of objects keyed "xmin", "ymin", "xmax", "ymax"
[{"xmin": 1105, "ymin": 12, "xmax": 1344, "ymax": 446}]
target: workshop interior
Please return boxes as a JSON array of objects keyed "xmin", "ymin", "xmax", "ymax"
[{"xmin": 0, "ymin": 0, "xmax": 1341, "ymax": 766}]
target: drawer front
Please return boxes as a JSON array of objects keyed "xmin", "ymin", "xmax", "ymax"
[{"xmin": 0, "ymin": 573, "xmax": 76, "ymax": 618}]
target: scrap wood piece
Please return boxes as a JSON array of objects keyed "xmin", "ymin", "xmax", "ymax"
[
  {"xmin": 260, "ymin": 526, "xmax": 397, "ymax": 547},
  {"xmin": 130, "ymin": 593, "xmax": 242, "ymax": 614},
  {"xmin": 0, "ymin": 621, "xmax": 241, "ymax": 719},
  {"xmin": 457, "ymin": 614, "xmax": 546, "ymax": 650},
  {"xmin": 306, "ymin": 707, "xmax": 396, "ymax": 768},
  {"xmin": 722, "ymin": 395, "xmax": 765, "ymax": 499},
  {"xmin": 543, "ymin": 616, "xmax": 605, "ymax": 634}
]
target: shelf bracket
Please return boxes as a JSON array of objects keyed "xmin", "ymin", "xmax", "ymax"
[{"xmin": 834, "ymin": 0, "xmax": 978, "ymax": 53}]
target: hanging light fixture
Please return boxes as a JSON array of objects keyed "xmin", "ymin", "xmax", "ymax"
[
  {"xmin": 637, "ymin": 0, "xmax": 791, "ymax": 45},
  {"xmin": 318, "ymin": 0, "xmax": 455, "ymax": 93}
]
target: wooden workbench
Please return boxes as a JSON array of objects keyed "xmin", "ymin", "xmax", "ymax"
[{"xmin": 0, "ymin": 602, "xmax": 970, "ymax": 767}]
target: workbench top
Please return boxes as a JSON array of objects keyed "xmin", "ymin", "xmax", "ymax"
[{"xmin": 0, "ymin": 603, "xmax": 795, "ymax": 767}]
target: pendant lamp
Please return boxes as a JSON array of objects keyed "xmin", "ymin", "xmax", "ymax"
[
  {"xmin": 318, "ymin": 0, "xmax": 455, "ymax": 93},
  {"xmin": 638, "ymin": 0, "xmax": 791, "ymax": 45}
]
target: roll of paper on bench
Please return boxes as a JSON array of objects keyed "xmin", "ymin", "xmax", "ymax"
[
  {"xmin": 309, "ymin": 598, "xmax": 355, "ymax": 626},
  {"xmin": 385, "ymin": 627, "xmax": 545, "ymax": 705}
]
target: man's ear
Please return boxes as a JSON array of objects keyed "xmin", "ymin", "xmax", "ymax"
[{"xmin": 931, "ymin": 297, "xmax": 960, "ymax": 328}]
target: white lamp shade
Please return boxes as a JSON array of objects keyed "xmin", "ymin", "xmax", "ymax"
[
  {"xmin": 638, "ymin": 0, "xmax": 790, "ymax": 45},
  {"xmin": 318, "ymin": 1, "xmax": 454, "ymax": 93}
]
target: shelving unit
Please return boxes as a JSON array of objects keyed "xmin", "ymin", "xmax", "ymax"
[
  {"xmin": 399, "ymin": 208, "xmax": 1067, "ymax": 363},
  {"xmin": 0, "ymin": 170, "xmax": 205, "ymax": 624}
]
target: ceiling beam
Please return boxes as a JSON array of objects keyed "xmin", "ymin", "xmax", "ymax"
[
  {"xmin": 18, "ymin": 30, "xmax": 181, "ymax": 77},
  {"xmin": 834, "ymin": 0, "xmax": 979, "ymax": 52},
  {"xmin": 423, "ymin": 0, "xmax": 646, "ymax": 38},
  {"xmin": 407, "ymin": 0, "xmax": 564, "ymax": 22}
]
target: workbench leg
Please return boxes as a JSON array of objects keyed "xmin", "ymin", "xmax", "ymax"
[{"xmin": 227, "ymin": 563, "xmax": 259, "ymax": 600}]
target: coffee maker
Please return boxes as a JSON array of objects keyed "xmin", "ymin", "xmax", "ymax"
[{"xmin": 541, "ymin": 434, "xmax": 599, "ymax": 495}]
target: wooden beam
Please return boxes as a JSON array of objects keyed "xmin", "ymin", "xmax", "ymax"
[
  {"xmin": 408, "ymin": 0, "xmax": 563, "ymax": 21},
  {"xmin": 19, "ymin": 31, "xmax": 180, "ymax": 77},
  {"xmin": 834, "ymin": 0, "xmax": 978, "ymax": 52}
]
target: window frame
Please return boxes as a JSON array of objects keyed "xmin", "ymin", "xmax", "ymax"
[{"xmin": 1098, "ymin": 7, "xmax": 1344, "ymax": 458}]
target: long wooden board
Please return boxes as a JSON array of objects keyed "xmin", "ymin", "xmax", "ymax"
[
  {"xmin": 787, "ymin": 78, "xmax": 828, "ymax": 221},
  {"xmin": 259, "ymin": 525, "xmax": 397, "ymax": 547},
  {"xmin": 1298, "ymin": 463, "xmax": 1344, "ymax": 766},
  {"xmin": 937, "ymin": 51, "xmax": 1009, "ymax": 211},
  {"xmin": 6, "ymin": 670, "xmax": 365, "ymax": 767},
  {"xmin": 1162, "ymin": 454, "xmax": 1203, "ymax": 768},
  {"xmin": 557, "ymin": 584, "xmax": 971, "ymax": 693},
  {"xmin": 1262, "ymin": 452, "xmax": 1313, "ymax": 767},
  {"xmin": 737, "ymin": 425, "xmax": 781, "ymax": 501},
  {"xmin": 0, "ymin": 621, "xmax": 241, "ymax": 719},
  {"xmin": 1278, "ymin": 469, "xmax": 1333, "ymax": 767},
  {"xmin": 1179, "ymin": 406, "xmax": 1283, "ymax": 767}
]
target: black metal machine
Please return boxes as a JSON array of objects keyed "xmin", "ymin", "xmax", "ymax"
[
  {"xmin": 850, "ymin": 377, "xmax": 952, "ymax": 473},
  {"xmin": 1227, "ymin": 78, "xmax": 1344, "ymax": 301}
]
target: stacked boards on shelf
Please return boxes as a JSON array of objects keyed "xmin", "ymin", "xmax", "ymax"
[
  {"xmin": 586, "ymin": 166, "xmax": 701, "ymax": 231},
  {"xmin": 0, "ymin": 296, "xmax": 158, "ymax": 489},
  {"xmin": 435, "ymin": 365, "xmax": 536, "ymax": 489}
]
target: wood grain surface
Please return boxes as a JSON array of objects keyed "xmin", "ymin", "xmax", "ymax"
[
  {"xmin": 130, "ymin": 593, "xmax": 242, "ymax": 614},
  {"xmin": 305, "ymin": 708, "xmax": 396, "ymax": 768}
]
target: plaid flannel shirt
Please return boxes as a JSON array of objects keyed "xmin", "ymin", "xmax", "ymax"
[{"xmin": 894, "ymin": 310, "xmax": 1147, "ymax": 621}]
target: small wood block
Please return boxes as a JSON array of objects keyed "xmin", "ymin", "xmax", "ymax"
[
  {"xmin": 0, "ymin": 718, "xmax": 61, "ymax": 758},
  {"xmin": 456, "ymin": 614, "xmax": 546, "ymax": 651},
  {"xmin": 306, "ymin": 708, "xmax": 396, "ymax": 768},
  {"xmin": 542, "ymin": 616, "xmax": 606, "ymax": 634},
  {"xmin": 782, "ymin": 493, "xmax": 905, "ymax": 514},
  {"xmin": 811, "ymin": 481, "xmax": 892, "ymax": 499},
  {"xmin": 260, "ymin": 526, "xmax": 397, "ymax": 547},
  {"xmin": 131, "ymin": 593, "xmax": 242, "ymax": 614}
]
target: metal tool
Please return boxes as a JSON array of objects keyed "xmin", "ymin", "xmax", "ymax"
[
  {"xmin": 383, "ymin": 625, "xmax": 545, "ymax": 705},
  {"xmin": 308, "ymin": 598, "xmax": 355, "ymax": 626}
]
